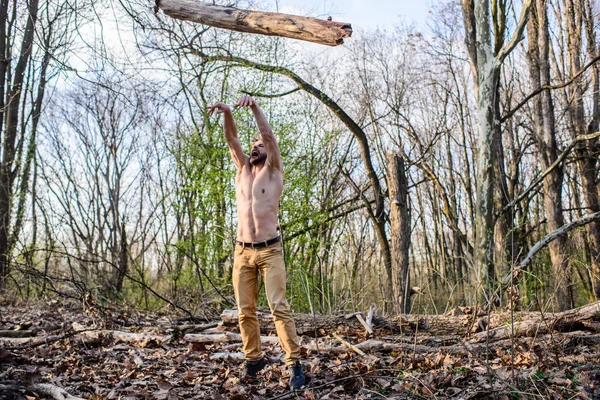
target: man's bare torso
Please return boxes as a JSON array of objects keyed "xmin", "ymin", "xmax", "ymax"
[
  {"xmin": 207, "ymin": 95, "xmax": 283, "ymax": 243},
  {"xmin": 235, "ymin": 162, "xmax": 283, "ymax": 243}
]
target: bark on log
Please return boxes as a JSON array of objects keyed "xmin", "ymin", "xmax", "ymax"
[
  {"xmin": 183, "ymin": 332, "xmax": 279, "ymax": 345},
  {"xmin": 105, "ymin": 331, "xmax": 170, "ymax": 347},
  {"xmin": 470, "ymin": 301, "xmax": 600, "ymax": 342},
  {"xmin": 220, "ymin": 309, "xmax": 243, "ymax": 325},
  {"xmin": 30, "ymin": 383, "xmax": 85, "ymax": 400},
  {"xmin": 394, "ymin": 314, "xmax": 472, "ymax": 336},
  {"xmin": 170, "ymin": 322, "xmax": 219, "ymax": 333},
  {"xmin": 0, "ymin": 329, "xmax": 39, "ymax": 338},
  {"xmin": 210, "ymin": 351, "xmax": 245, "ymax": 361},
  {"xmin": 185, "ymin": 330, "xmax": 600, "ymax": 358},
  {"xmin": 0, "ymin": 334, "xmax": 64, "ymax": 348},
  {"xmin": 155, "ymin": 0, "xmax": 352, "ymax": 46},
  {"xmin": 220, "ymin": 308, "xmax": 381, "ymax": 336},
  {"xmin": 70, "ymin": 322, "xmax": 170, "ymax": 346},
  {"xmin": 0, "ymin": 328, "xmax": 171, "ymax": 349},
  {"xmin": 306, "ymin": 331, "xmax": 600, "ymax": 357}
]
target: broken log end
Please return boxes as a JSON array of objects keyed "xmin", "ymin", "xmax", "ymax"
[
  {"xmin": 341, "ymin": 24, "xmax": 353, "ymax": 37},
  {"xmin": 333, "ymin": 23, "xmax": 352, "ymax": 46}
]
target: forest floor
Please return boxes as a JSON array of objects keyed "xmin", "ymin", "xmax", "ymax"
[{"xmin": 0, "ymin": 299, "xmax": 599, "ymax": 400}]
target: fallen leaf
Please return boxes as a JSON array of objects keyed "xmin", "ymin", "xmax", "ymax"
[
  {"xmin": 152, "ymin": 389, "xmax": 170, "ymax": 400},
  {"xmin": 548, "ymin": 377, "xmax": 567, "ymax": 385},
  {"xmin": 191, "ymin": 343, "xmax": 206, "ymax": 352},
  {"xmin": 156, "ymin": 378, "xmax": 172, "ymax": 390}
]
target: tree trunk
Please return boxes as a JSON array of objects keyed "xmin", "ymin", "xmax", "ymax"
[
  {"xmin": 580, "ymin": 154, "xmax": 600, "ymax": 301},
  {"xmin": 472, "ymin": 0, "xmax": 500, "ymax": 306},
  {"xmin": 155, "ymin": 0, "xmax": 352, "ymax": 46},
  {"xmin": 566, "ymin": 0, "xmax": 600, "ymax": 300},
  {"xmin": 386, "ymin": 152, "xmax": 411, "ymax": 314},
  {"xmin": 527, "ymin": 0, "xmax": 572, "ymax": 310},
  {"xmin": 0, "ymin": 0, "xmax": 40, "ymax": 289},
  {"xmin": 11, "ymin": 35, "xmax": 51, "ymax": 257},
  {"xmin": 493, "ymin": 91, "xmax": 513, "ymax": 308},
  {"xmin": 0, "ymin": 0, "xmax": 8, "ymax": 136},
  {"xmin": 463, "ymin": 0, "xmax": 532, "ymax": 307},
  {"xmin": 114, "ymin": 222, "xmax": 128, "ymax": 293}
]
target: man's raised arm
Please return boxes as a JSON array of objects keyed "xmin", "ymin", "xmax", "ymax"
[
  {"xmin": 235, "ymin": 95, "xmax": 282, "ymax": 171},
  {"xmin": 208, "ymin": 101, "xmax": 248, "ymax": 170}
]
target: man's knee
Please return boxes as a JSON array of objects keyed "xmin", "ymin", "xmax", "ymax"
[
  {"xmin": 270, "ymin": 302, "xmax": 292, "ymax": 321},
  {"xmin": 239, "ymin": 306, "xmax": 259, "ymax": 320}
]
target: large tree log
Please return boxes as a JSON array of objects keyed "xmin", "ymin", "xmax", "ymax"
[
  {"xmin": 470, "ymin": 301, "xmax": 600, "ymax": 342},
  {"xmin": 0, "ymin": 334, "xmax": 65, "ymax": 348},
  {"xmin": 155, "ymin": 0, "xmax": 352, "ymax": 46},
  {"xmin": 306, "ymin": 331, "xmax": 600, "ymax": 357},
  {"xmin": 185, "ymin": 330, "xmax": 600, "ymax": 360},
  {"xmin": 189, "ymin": 329, "xmax": 600, "ymax": 359},
  {"xmin": 0, "ymin": 326, "xmax": 171, "ymax": 349},
  {"xmin": 0, "ymin": 329, "xmax": 39, "ymax": 338},
  {"xmin": 183, "ymin": 332, "xmax": 279, "ymax": 345},
  {"xmin": 30, "ymin": 383, "xmax": 85, "ymax": 400},
  {"xmin": 220, "ymin": 308, "xmax": 388, "ymax": 336}
]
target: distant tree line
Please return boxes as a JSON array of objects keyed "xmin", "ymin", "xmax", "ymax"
[{"xmin": 1, "ymin": 0, "xmax": 599, "ymax": 316}]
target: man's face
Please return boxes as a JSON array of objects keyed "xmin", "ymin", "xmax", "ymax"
[{"xmin": 250, "ymin": 140, "xmax": 267, "ymax": 166}]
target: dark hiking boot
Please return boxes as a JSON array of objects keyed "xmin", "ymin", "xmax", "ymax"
[
  {"xmin": 289, "ymin": 361, "xmax": 305, "ymax": 389},
  {"xmin": 243, "ymin": 357, "xmax": 268, "ymax": 380}
]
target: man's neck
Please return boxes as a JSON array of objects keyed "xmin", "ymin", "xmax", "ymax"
[{"xmin": 251, "ymin": 162, "xmax": 265, "ymax": 174}]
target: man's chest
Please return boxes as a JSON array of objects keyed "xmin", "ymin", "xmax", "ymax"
[{"xmin": 236, "ymin": 168, "xmax": 283, "ymax": 201}]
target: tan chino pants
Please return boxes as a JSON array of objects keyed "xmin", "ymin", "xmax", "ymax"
[{"xmin": 232, "ymin": 241, "xmax": 300, "ymax": 365}]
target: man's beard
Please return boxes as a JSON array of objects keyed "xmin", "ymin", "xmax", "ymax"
[{"xmin": 250, "ymin": 152, "xmax": 266, "ymax": 166}]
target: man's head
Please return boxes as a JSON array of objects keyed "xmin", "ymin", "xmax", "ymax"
[{"xmin": 249, "ymin": 136, "xmax": 267, "ymax": 166}]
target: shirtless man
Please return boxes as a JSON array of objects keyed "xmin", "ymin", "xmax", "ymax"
[{"xmin": 208, "ymin": 95, "xmax": 305, "ymax": 389}]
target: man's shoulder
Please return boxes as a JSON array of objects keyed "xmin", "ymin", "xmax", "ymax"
[
  {"xmin": 264, "ymin": 164, "xmax": 283, "ymax": 177},
  {"xmin": 237, "ymin": 159, "xmax": 252, "ymax": 172}
]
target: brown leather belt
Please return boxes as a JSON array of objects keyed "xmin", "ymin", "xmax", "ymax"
[{"xmin": 236, "ymin": 236, "xmax": 281, "ymax": 248}]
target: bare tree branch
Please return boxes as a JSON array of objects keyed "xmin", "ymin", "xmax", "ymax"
[
  {"xmin": 495, "ymin": 0, "xmax": 533, "ymax": 64},
  {"xmin": 241, "ymin": 87, "xmax": 301, "ymax": 98},
  {"xmin": 497, "ymin": 131, "xmax": 600, "ymax": 218},
  {"xmin": 502, "ymin": 53, "xmax": 600, "ymax": 122},
  {"xmin": 504, "ymin": 211, "xmax": 600, "ymax": 285}
]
